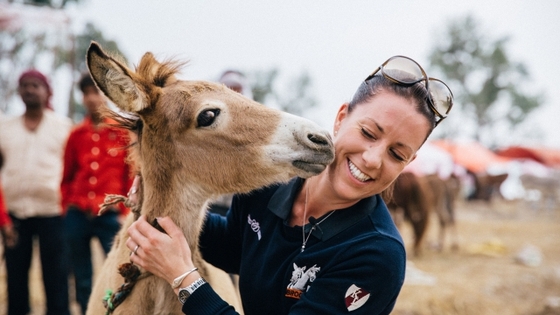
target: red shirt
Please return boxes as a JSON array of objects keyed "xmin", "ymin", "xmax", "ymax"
[
  {"xmin": 61, "ymin": 117, "xmax": 132, "ymax": 216},
  {"xmin": 0, "ymin": 181, "xmax": 12, "ymax": 227}
]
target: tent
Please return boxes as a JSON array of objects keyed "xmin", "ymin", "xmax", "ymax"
[
  {"xmin": 496, "ymin": 146, "xmax": 560, "ymax": 169},
  {"xmin": 431, "ymin": 140, "xmax": 511, "ymax": 174}
]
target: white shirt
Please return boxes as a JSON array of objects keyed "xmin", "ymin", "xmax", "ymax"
[{"xmin": 0, "ymin": 110, "xmax": 72, "ymax": 218}]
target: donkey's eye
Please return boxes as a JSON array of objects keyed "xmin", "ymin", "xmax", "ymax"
[{"xmin": 197, "ymin": 109, "xmax": 220, "ymax": 127}]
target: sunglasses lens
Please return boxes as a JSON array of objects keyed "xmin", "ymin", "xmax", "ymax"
[
  {"xmin": 383, "ymin": 57, "xmax": 425, "ymax": 84},
  {"xmin": 429, "ymin": 79, "xmax": 453, "ymax": 117}
]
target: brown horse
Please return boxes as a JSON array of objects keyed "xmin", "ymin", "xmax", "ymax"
[
  {"xmin": 85, "ymin": 42, "xmax": 334, "ymax": 315},
  {"xmin": 386, "ymin": 172, "xmax": 460, "ymax": 256}
]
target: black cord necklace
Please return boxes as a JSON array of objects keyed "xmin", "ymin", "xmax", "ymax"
[{"xmin": 301, "ymin": 183, "xmax": 335, "ymax": 252}]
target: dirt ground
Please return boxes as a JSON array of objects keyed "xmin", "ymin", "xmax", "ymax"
[
  {"xmin": 0, "ymin": 199, "xmax": 558, "ymax": 315},
  {"xmin": 393, "ymin": 199, "xmax": 560, "ymax": 315}
]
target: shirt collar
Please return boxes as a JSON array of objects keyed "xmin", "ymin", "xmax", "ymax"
[{"xmin": 268, "ymin": 177, "xmax": 379, "ymax": 241}]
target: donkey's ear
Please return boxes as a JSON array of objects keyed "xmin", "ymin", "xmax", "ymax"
[{"xmin": 86, "ymin": 41, "xmax": 149, "ymax": 113}]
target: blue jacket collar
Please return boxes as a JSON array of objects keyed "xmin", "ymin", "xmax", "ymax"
[{"xmin": 268, "ymin": 177, "xmax": 379, "ymax": 241}]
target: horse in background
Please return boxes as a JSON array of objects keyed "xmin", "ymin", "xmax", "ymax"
[{"xmin": 386, "ymin": 172, "xmax": 461, "ymax": 256}]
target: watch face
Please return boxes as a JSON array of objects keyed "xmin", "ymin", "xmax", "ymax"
[{"xmin": 178, "ymin": 289, "xmax": 190, "ymax": 304}]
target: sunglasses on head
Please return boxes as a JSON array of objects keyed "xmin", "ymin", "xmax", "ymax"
[{"xmin": 364, "ymin": 55, "xmax": 453, "ymax": 126}]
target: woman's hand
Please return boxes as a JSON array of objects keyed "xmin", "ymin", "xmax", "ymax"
[{"xmin": 126, "ymin": 215, "xmax": 195, "ymax": 286}]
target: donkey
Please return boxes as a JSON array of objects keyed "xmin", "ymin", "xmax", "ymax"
[{"xmin": 85, "ymin": 42, "xmax": 334, "ymax": 315}]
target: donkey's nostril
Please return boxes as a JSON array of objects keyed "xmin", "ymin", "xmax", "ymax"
[{"xmin": 308, "ymin": 133, "xmax": 329, "ymax": 146}]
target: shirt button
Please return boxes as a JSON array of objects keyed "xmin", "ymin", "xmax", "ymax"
[
  {"xmin": 92, "ymin": 147, "xmax": 100, "ymax": 155},
  {"xmin": 88, "ymin": 191, "xmax": 96, "ymax": 199},
  {"xmin": 92, "ymin": 134, "xmax": 100, "ymax": 142},
  {"xmin": 89, "ymin": 176, "xmax": 97, "ymax": 185},
  {"xmin": 90, "ymin": 161, "xmax": 99, "ymax": 170},
  {"xmin": 108, "ymin": 149, "xmax": 118, "ymax": 157}
]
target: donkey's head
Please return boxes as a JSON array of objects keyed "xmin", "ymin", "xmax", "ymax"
[{"xmin": 86, "ymin": 42, "xmax": 334, "ymax": 199}]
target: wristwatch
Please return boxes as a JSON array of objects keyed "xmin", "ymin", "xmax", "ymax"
[{"xmin": 178, "ymin": 277, "xmax": 206, "ymax": 304}]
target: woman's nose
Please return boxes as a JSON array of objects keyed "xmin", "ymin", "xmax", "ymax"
[{"xmin": 362, "ymin": 145, "xmax": 383, "ymax": 169}]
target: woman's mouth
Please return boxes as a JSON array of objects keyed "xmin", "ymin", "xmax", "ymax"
[{"xmin": 348, "ymin": 159, "xmax": 371, "ymax": 182}]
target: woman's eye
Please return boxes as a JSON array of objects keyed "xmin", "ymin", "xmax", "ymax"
[
  {"xmin": 361, "ymin": 128, "xmax": 375, "ymax": 139},
  {"xmin": 390, "ymin": 150, "xmax": 406, "ymax": 162}
]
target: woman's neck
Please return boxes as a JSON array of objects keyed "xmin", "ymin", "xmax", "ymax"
[{"xmin": 290, "ymin": 174, "xmax": 357, "ymax": 226}]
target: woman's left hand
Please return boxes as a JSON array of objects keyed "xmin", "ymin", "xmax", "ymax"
[{"xmin": 126, "ymin": 215, "xmax": 195, "ymax": 286}]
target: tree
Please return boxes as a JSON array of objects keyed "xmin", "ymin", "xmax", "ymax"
[
  {"xmin": 0, "ymin": 9, "xmax": 71, "ymax": 114},
  {"xmin": 248, "ymin": 68, "xmax": 318, "ymax": 116},
  {"xmin": 249, "ymin": 68, "xmax": 279, "ymax": 105},
  {"xmin": 429, "ymin": 15, "xmax": 543, "ymax": 146},
  {"xmin": 0, "ymin": 4, "xmax": 127, "ymax": 119},
  {"xmin": 60, "ymin": 22, "xmax": 127, "ymax": 120}
]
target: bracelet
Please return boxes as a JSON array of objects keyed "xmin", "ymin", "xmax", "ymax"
[{"xmin": 171, "ymin": 267, "xmax": 198, "ymax": 289}]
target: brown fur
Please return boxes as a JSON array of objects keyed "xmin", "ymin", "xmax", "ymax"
[
  {"xmin": 85, "ymin": 42, "xmax": 334, "ymax": 315},
  {"xmin": 468, "ymin": 172, "xmax": 508, "ymax": 201},
  {"xmin": 386, "ymin": 173, "xmax": 460, "ymax": 256}
]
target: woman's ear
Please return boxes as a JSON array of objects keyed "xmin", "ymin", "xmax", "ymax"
[{"xmin": 333, "ymin": 103, "xmax": 349, "ymax": 134}]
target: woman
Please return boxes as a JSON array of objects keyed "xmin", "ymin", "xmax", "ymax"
[{"xmin": 126, "ymin": 55, "xmax": 453, "ymax": 315}]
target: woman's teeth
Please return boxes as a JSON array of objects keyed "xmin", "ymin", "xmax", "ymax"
[{"xmin": 349, "ymin": 160, "xmax": 371, "ymax": 182}]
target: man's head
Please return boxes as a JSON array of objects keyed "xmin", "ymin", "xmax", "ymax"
[
  {"xmin": 18, "ymin": 70, "xmax": 53, "ymax": 110},
  {"xmin": 79, "ymin": 73, "xmax": 106, "ymax": 115}
]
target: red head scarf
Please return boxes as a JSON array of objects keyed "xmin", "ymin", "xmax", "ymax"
[{"xmin": 18, "ymin": 69, "xmax": 54, "ymax": 110}]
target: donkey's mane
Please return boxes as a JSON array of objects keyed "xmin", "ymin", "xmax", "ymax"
[{"xmin": 136, "ymin": 53, "xmax": 186, "ymax": 88}]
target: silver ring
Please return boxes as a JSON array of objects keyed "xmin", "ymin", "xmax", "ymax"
[{"xmin": 133, "ymin": 245, "xmax": 140, "ymax": 255}]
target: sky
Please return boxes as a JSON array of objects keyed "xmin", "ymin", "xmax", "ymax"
[{"xmin": 10, "ymin": 0, "xmax": 560, "ymax": 148}]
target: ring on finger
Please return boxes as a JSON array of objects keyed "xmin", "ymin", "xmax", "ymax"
[{"xmin": 133, "ymin": 244, "xmax": 140, "ymax": 255}]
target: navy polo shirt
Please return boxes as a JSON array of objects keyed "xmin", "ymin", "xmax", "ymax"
[{"xmin": 188, "ymin": 177, "xmax": 406, "ymax": 315}]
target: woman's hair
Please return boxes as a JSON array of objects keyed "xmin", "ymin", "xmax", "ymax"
[
  {"xmin": 348, "ymin": 73, "xmax": 436, "ymax": 136},
  {"xmin": 348, "ymin": 73, "xmax": 436, "ymax": 201}
]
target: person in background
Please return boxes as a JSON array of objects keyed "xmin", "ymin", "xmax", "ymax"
[
  {"xmin": 61, "ymin": 73, "xmax": 133, "ymax": 315},
  {"xmin": 0, "ymin": 69, "xmax": 72, "ymax": 315},
  {"xmin": 126, "ymin": 55, "xmax": 454, "ymax": 314},
  {"xmin": 208, "ymin": 70, "xmax": 254, "ymax": 216}
]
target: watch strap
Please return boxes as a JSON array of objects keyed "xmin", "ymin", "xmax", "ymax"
[{"xmin": 178, "ymin": 277, "xmax": 206, "ymax": 304}]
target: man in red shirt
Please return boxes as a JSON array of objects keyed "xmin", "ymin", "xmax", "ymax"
[{"xmin": 61, "ymin": 73, "xmax": 132, "ymax": 314}]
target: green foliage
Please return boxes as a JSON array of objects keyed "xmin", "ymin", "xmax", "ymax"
[
  {"xmin": 278, "ymin": 71, "xmax": 317, "ymax": 116},
  {"xmin": 0, "ymin": 26, "xmax": 66, "ymax": 113},
  {"xmin": 429, "ymin": 15, "xmax": 543, "ymax": 145},
  {"xmin": 75, "ymin": 23, "xmax": 126, "ymax": 74},
  {"xmin": 248, "ymin": 68, "xmax": 317, "ymax": 116},
  {"xmin": 250, "ymin": 68, "xmax": 279, "ymax": 104}
]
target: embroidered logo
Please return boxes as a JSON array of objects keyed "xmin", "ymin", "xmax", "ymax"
[
  {"xmin": 247, "ymin": 214, "xmax": 261, "ymax": 240},
  {"xmin": 285, "ymin": 263, "xmax": 321, "ymax": 300},
  {"xmin": 344, "ymin": 284, "xmax": 370, "ymax": 311}
]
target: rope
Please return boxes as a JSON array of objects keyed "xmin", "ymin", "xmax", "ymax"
[
  {"xmin": 99, "ymin": 193, "xmax": 144, "ymax": 314},
  {"xmin": 102, "ymin": 262, "xmax": 141, "ymax": 314}
]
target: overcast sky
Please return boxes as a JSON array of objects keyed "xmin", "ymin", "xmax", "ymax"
[{"xmin": 28, "ymin": 1, "xmax": 560, "ymax": 147}]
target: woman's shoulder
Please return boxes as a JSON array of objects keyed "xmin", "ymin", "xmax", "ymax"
[{"xmin": 236, "ymin": 177, "xmax": 299, "ymax": 203}]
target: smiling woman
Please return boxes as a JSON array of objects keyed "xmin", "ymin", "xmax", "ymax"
[{"xmin": 126, "ymin": 55, "xmax": 454, "ymax": 315}]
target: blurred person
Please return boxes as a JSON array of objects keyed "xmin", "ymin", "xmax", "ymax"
[
  {"xmin": 61, "ymin": 73, "xmax": 133, "ymax": 314},
  {"xmin": 126, "ymin": 55, "xmax": 454, "ymax": 314},
  {"xmin": 0, "ymin": 69, "xmax": 72, "ymax": 315},
  {"xmin": 208, "ymin": 70, "xmax": 253, "ymax": 216}
]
